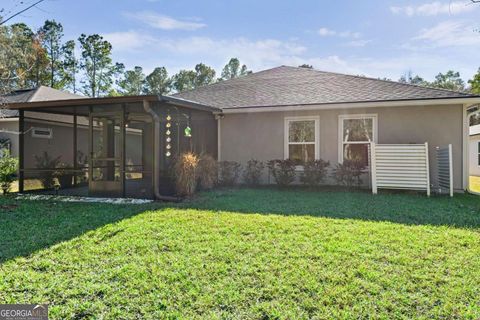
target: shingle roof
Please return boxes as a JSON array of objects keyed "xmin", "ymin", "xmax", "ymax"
[
  {"xmin": 173, "ymin": 66, "xmax": 475, "ymax": 110},
  {"xmin": 0, "ymin": 86, "xmax": 82, "ymax": 117}
]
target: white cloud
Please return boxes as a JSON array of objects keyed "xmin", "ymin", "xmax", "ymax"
[
  {"xmin": 124, "ymin": 11, "xmax": 206, "ymax": 30},
  {"xmin": 103, "ymin": 31, "xmax": 156, "ymax": 51},
  {"xmin": 390, "ymin": 1, "xmax": 476, "ymax": 16},
  {"xmin": 413, "ymin": 20, "xmax": 480, "ymax": 47},
  {"xmin": 343, "ymin": 39, "xmax": 372, "ymax": 47},
  {"xmin": 318, "ymin": 27, "xmax": 361, "ymax": 38}
]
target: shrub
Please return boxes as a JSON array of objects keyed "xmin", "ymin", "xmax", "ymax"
[
  {"xmin": 243, "ymin": 159, "xmax": 265, "ymax": 186},
  {"xmin": 332, "ymin": 160, "xmax": 365, "ymax": 187},
  {"xmin": 218, "ymin": 161, "xmax": 241, "ymax": 186},
  {"xmin": 197, "ymin": 154, "xmax": 217, "ymax": 190},
  {"xmin": 34, "ymin": 151, "xmax": 62, "ymax": 189},
  {"xmin": 301, "ymin": 159, "xmax": 330, "ymax": 187},
  {"xmin": 0, "ymin": 150, "xmax": 18, "ymax": 194},
  {"xmin": 174, "ymin": 153, "xmax": 199, "ymax": 197},
  {"xmin": 267, "ymin": 159, "xmax": 296, "ymax": 187},
  {"xmin": 55, "ymin": 162, "xmax": 74, "ymax": 189}
]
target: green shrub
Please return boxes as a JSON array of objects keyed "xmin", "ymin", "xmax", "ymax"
[
  {"xmin": 0, "ymin": 150, "xmax": 18, "ymax": 194},
  {"xmin": 218, "ymin": 161, "xmax": 241, "ymax": 186},
  {"xmin": 332, "ymin": 160, "xmax": 365, "ymax": 187},
  {"xmin": 300, "ymin": 159, "xmax": 330, "ymax": 186},
  {"xmin": 197, "ymin": 154, "xmax": 217, "ymax": 190},
  {"xmin": 267, "ymin": 159, "xmax": 296, "ymax": 187},
  {"xmin": 243, "ymin": 159, "xmax": 264, "ymax": 186}
]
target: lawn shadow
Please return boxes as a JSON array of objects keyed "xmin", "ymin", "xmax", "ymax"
[
  {"xmin": 0, "ymin": 197, "xmax": 162, "ymax": 264},
  {"xmin": 184, "ymin": 187, "xmax": 480, "ymax": 229}
]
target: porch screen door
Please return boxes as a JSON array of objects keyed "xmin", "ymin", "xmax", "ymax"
[{"xmin": 89, "ymin": 112, "xmax": 124, "ymax": 197}]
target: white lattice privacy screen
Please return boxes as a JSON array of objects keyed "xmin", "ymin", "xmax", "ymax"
[
  {"xmin": 371, "ymin": 143, "xmax": 430, "ymax": 196},
  {"xmin": 435, "ymin": 144, "xmax": 453, "ymax": 197}
]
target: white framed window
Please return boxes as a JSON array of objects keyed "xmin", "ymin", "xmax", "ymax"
[
  {"xmin": 31, "ymin": 127, "xmax": 53, "ymax": 139},
  {"xmin": 338, "ymin": 114, "xmax": 377, "ymax": 167},
  {"xmin": 284, "ymin": 116, "xmax": 320, "ymax": 165}
]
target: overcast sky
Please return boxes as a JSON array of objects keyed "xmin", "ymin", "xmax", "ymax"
[{"xmin": 4, "ymin": 0, "xmax": 480, "ymax": 81}]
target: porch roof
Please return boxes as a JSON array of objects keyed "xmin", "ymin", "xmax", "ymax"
[{"xmin": 5, "ymin": 94, "xmax": 221, "ymax": 114}]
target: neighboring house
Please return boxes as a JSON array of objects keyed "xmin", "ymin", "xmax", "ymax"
[
  {"xmin": 469, "ymin": 124, "xmax": 480, "ymax": 177},
  {"xmin": 5, "ymin": 66, "xmax": 480, "ymax": 199},
  {"xmin": 0, "ymin": 86, "xmax": 82, "ymax": 157}
]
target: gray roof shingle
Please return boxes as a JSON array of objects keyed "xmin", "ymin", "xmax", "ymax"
[
  {"xmin": 0, "ymin": 86, "xmax": 82, "ymax": 117},
  {"xmin": 173, "ymin": 66, "xmax": 475, "ymax": 109}
]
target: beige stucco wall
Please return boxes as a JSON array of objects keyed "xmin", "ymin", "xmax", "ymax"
[
  {"xmin": 220, "ymin": 104, "xmax": 464, "ymax": 191},
  {"xmin": 0, "ymin": 119, "xmax": 19, "ymax": 157}
]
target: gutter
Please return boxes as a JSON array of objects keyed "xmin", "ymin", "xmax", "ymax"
[{"xmin": 143, "ymin": 99, "xmax": 179, "ymax": 202}]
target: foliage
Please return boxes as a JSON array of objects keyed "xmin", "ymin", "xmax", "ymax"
[
  {"xmin": 468, "ymin": 68, "xmax": 480, "ymax": 94},
  {"xmin": 174, "ymin": 152, "xmax": 199, "ymax": 196},
  {"xmin": 398, "ymin": 71, "xmax": 430, "ymax": 87},
  {"xmin": 193, "ymin": 63, "xmax": 216, "ymax": 88},
  {"xmin": 220, "ymin": 58, "xmax": 251, "ymax": 80},
  {"xmin": 298, "ymin": 64, "xmax": 313, "ymax": 69},
  {"xmin": 243, "ymin": 159, "xmax": 264, "ymax": 186},
  {"xmin": 145, "ymin": 66, "xmax": 171, "ymax": 95},
  {"xmin": 78, "ymin": 33, "xmax": 124, "ymax": 97},
  {"xmin": 218, "ymin": 161, "xmax": 242, "ymax": 186},
  {"xmin": 61, "ymin": 39, "xmax": 78, "ymax": 93},
  {"xmin": 0, "ymin": 150, "xmax": 17, "ymax": 194},
  {"xmin": 431, "ymin": 70, "xmax": 465, "ymax": 91},
  {"xmin": 34, "ymin": 151, "xmax": 61, "ymax": 189},
  {"xmin": 300, "ymin": 159, "xmax": 330, "ymax": 186},
  {"xmin": 267, "ymin": 159, "xmax": 296, "ymax": 186},
  {"xmin": 38, "ymin": 20, "xmax": 64, "ymax": 88},
  {"xmin": 117, "ymin": 66, "xmax": 145, "ymax": 95},
  {"xmin": 332, "ymin": 160, "xmax": 365, "ymax": 187},
  {"xmin": 171, "ymin": 69, "xmax": 196, "ymax": 92},
  {"xmin": 1, "ymin": 190, "xmax": 480, "ymax": 318},
  {"xmin": 197, "ymin": 154, "xmax": 217, "ymax": 190}
]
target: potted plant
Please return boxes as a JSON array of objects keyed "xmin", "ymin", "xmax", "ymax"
[
  {"xmin": 56, "ymin": 162, "xmax": 75, "ymax": 189},
  {"xmin": 34, "ymin": 152, "xmax": 62, "ymax": 189}
]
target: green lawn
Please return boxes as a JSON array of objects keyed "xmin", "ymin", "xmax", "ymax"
[{"xmin": 0, "ymin": 188, "xmax": 479, "ymax": 319}]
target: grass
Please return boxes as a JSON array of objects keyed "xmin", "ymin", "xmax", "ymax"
[{"xmin": 0, "ymin": 188, "xmax": 479, "ymax": 319}]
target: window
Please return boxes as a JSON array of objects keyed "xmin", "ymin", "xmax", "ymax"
[
  {"xmin": 284, "ymin": 116, "xmax": 319, "ymax": 165},
  {"xmin": 477, "ymin": 141, "xmax": 480, "ymax": 166},
  {"xmin": 31, "ymin": 127, "xmax": 53, "ymax": 139},
  {"xmin": 339, "ymin": 114, "xmax": 377, "ymax": 167}
]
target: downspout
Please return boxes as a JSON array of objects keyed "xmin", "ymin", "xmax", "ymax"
[{"xmin": 143, "ymin": 99, "xmax": 179, "ymax": 202}]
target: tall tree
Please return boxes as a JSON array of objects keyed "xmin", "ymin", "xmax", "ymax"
[
  {"xmin": 172, "ymin": 70, "xmax": 196, "ymax": 92},
  {"xmin": 61, "ymin": 40, "xmax": 78, "ymax": 93},
  {"xmin": 118, "ymin": 66, "xmax": 146, "ymax": 95},
  {"xmin": 398, "ymin": 71, "xmax": 430, "ymax": 87},
  {"xmin": 299, "ymin": 64, "xmax": 313, "ymax": 69},
  {"xmin": 78, "ymin": 34, "xmax": 122, "ymax": 97},
  {"xmin": 194, "ymin": 63, "xmax": 216, "ymax": 88},
  {"xmin": 468, "ymin": 68, "xmax": 480, "ymax": 94},
  {"xmin": 38, "ymin": 20, "xmax": 64, "ymax": 88},
  {"xmin": 431, "ymin": 70, "xmax": 465, "ymax": 91},
  {"xmin": 145, "ymin": 67, "xmax": 171, "ymax": 95},
  {"xmin": 220, "ymin": 58, "xmax": 251, "ymax": 80}
]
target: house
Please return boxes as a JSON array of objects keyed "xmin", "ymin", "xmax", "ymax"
[
  {"xmin": 0, "ymin": 86, "xmax": 82, "ymax": 157},
  {"xmin": 5, "ymin": 66, "xmax": 480, "ymax": 199}
]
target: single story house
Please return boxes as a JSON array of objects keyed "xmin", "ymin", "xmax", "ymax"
[{"xmin": 4, "ymin": 66, "xmax": 480, "ymax": 199}]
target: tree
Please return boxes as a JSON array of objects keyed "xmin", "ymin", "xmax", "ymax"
[
  {"xmin": 431, "ymin": 70, "xmax": 465, "ymax": 91},
  {"xmin": 145, "ymin": 67, "xmax": 171, "ymax": 95},
  {"xmin": 117, "ymin": 66, "xmax": 146, "ymax": 95},
  {"xmin": 220, "ymin": 58, "xmax": 251, "ymax": 80},
  {"xmin": 299, "ymin": 64, "xmax": 313, "ymax": 69},
  {"xmin": 193, "ymin": 63, "xmax": 216, "ymax": 88},
  {"xmin": 38, "ymin": 20, "xmax": 64, "ymax": 88},
  {"xmin": 172, "ymin": 70, "xmax": 196, "ymax": 92},
  {"xmin": 399, "ymin": 71, "xmax": 430, "ymax": 87},
  {"xmin": 468, "ymin": 68, "xmax": 480, "ymax": 94},
  {"xmin": 78, "ymin": 34, "xmax": 123, "ymax": 97},
  {"xmin": 61, "ymin": 40, "xmax": 78, "ymax": 93}
]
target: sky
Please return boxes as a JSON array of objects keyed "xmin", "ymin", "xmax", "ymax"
[{"xmin": 2, "ymin": 0, "xmax": 480, "ymax": 81}]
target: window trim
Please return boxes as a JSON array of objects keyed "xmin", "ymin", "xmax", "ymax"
[
  {"xmin": 338, "ymin": 114, "xmax": 378, "ymax": 164},
  {"xmin": 477, "ymin": 141, "xmax": 480, "ymax": 167},
  {"xmin": 284, "ymin": 116, "xmax": 320, "ymax": 165}
]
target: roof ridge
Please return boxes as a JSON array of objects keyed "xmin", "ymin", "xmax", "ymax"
[{"xmin": 280, "ymin": 65, "xmax": 471, "ymax": 96}]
